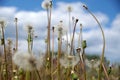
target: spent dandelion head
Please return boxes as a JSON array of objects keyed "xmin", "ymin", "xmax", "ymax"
[
  {"xmin": 83, "ymin": 4, "xmax": 88, "ymax": 10},
  {"xmin": 75, "ymin": 19, "xmax": 79, "ymax": 23},
  {"xmin": 67, "ymin": 5, "xmax": 73, "ymax": 12},
  {"xmin": 14, "ymin": 17, "xmax": 18, "ymax": 22},
  {"xmin": 41, "ymin": 0, "xmax": 52, "ymax": 10},
  {"xmin": 80, "ymin": 23, "xmax": 82, "ymax": 29}
]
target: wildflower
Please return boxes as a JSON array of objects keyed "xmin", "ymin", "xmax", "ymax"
[
  {"xmin": 13, "ymin": 51, "xmax": 43, "ymax": 71},
  {"xmin": 41, "ymin": 0, "xmax": 52, "ymax": 10}
]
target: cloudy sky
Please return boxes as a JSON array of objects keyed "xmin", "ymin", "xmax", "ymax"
[{"xmin": 0, "ymin": 0, "xmax": 120, "ymax": 63}]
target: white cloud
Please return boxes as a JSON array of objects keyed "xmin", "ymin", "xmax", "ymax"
[
  {"xmin": 0, "ymin": 2, "xmax": 120, "ymax": 63},
  {"xmin": 112, "ymin": 14, "xmax": 120, "ymax": 31}
]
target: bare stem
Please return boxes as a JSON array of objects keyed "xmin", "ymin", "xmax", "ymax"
[
  {"xmin": 51, "ymin": 27, "xmax": 54, "ymax": 80},
  {"xmin": 1, "ymin": 24, "xmax": 8, "ymax": 80},
  {"xmin": 35, "ymin": 69, "xmax": 41, "ymax": 80},
  {"xmin": 57, "ymin": 31, "xmax": 61, "ymax": 80},
  {"xmin": 70, "ymin": 19, "xmax": 78, "ymax": 55},
  {"xmin": 83, "ymin": 5, "xmax": 106, "ymax": 80},
  {"xmin": 15, "ymin": 18, "xmax": 18, "ymax": 51}
]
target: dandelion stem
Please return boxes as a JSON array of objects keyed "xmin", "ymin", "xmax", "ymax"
[
  {"xmin": 46, "ymin": 1, "xmax": 52, "ymax": 79},
  {"xmin": 15, "ymin": 18, "xmax": 18, "ymax": 51},
  {"xmin": 51, "ymin": 26, "xmax": 54, "ymax": 80},
  {"xmin": 26, "ymin": 71, "xmax": 30, "ymax": 80},
  {"xmin": 1, "ymin": 22, "xmax": 8, "ymax": 80},
  {"xmin": 70, "ymin": 19, "xmax": 78, "ymax": 55},
  {"xmin": 68, "ymin": 10, "xmax": 71, "ymax": 43},
  {"xmin": 102, "ymin": 63, "xmax": 109, "ymax": 80},
  {"xmin": 83, "ymin": 5, "xmax": 106, "ymax": 80},
  {"xmin": 57, "ymin": 30, "xmax": 61, "ymax": 80},
  {"xmin": 35, "ymin": 70, "xmax": 41, "ymax": 80}
]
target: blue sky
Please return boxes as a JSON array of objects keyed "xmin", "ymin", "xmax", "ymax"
[
  {"xmin": 0, "ymin": 0, "xmax": 120, "ymax": 63},
  {"xmin": 0, "ymin": 0, "xmax": 120, "ymax": 28}
]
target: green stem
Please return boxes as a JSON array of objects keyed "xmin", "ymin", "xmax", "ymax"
[
  {"xmin": 70, "ymin": 19, "xmax": 78, "ymax": 55},
  {"xmin": 25, "ymin": 71, "xmax": 30, "ymax": 80}
]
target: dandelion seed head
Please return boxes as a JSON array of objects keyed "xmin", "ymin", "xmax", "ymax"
[
  {"xmin": 41, "ymin": 0, "xmax": 52, "ymax": 10},
  {"xmin": 0, "ymin": 20, "xmax": 5, "ymax": 28},
  {"xmin": 54, "ymin": 21, "xmax": 67, "ymax": 37},
  {"xmin": 0, "ymin": 18, "xmax": 7, "ymax": 28},
  {"xmin": 13, "ymin": 51, "xmax": 43, "ymax": 71},
  {"xmin": 60, "ymin": 54, "xmax": 79, "ymax": 68},
  {"xmin": 7, "ymin": 38, "xmax": 12, "ymax": 45},
  {"xmin": 85, "ymin": 59, "xmax": 100, "ymax": 68},
  {"xmin": 24, "ymin": 24, "xmax": 34, "ymax": 33}
]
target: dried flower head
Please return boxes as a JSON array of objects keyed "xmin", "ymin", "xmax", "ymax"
[
  {"xmin": 75, "ymin": 19, "xmax": 79, "ymax": 23},
  {"xmin": 67, "ymin": 5, "xmax": 73, "ymax": 12},
  {"xmin": 41, "ymin": 0, "xmax": 52, "ymax": 10},
  {"xmin": 13, "ymin": 51, "xmax": 43, "ymax": 71},
  {"xmin": 83, "ymin": 4, "xmax": 88, "ymax": 10},
  {"xmin": 14, "ymin": 17, "xmax": 18, "ymax": 22}
]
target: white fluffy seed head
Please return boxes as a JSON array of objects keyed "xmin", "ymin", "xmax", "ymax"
[
  {"xmin": 54, "ymin": 21, "xmax": 67, "ymax": 37},
  {"xmin": 41, "ymin": 0, "xmax": 52, "ymax": 10},
  {"xmin": 60, "ymin": 54, "xmax": 79, "ymax": 68},
  {"xmin": 0, "ymin": 20, "xmax": 5, "ymax": 28},
  {"xmin": 13, "ymin": 51, "xmax": 43, "ymax": 71},
  {"xmin": 24, "ymin": 24, "xmax": 34, "ymax": 33},
  {"xmin": 85, "ymin": 59, "xmax": 100, "ymax": 68}
]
